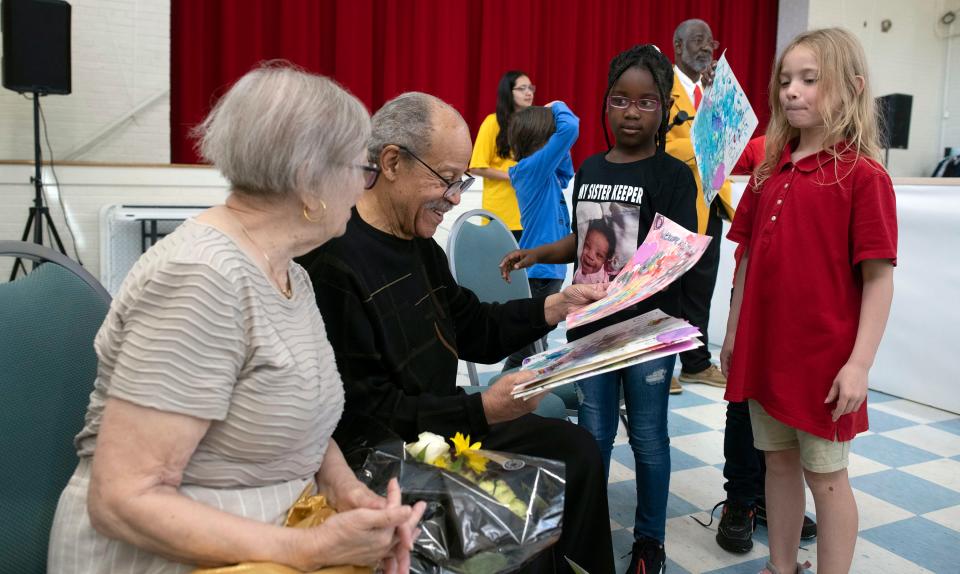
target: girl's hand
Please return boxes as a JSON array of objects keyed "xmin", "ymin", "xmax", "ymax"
[
  {"xmin": 824, "ymin": 363, "xmax": 869, "ymax": 422},
  {"xmin": 544, "ymin": 100, "xmax": 562, "ymax": 108},
  {"xmin": 719, "ymin": 333, "xmax": 735, "ymax": 378},
  {"xmin": 499, "ymin": 249, "xmax": 537, "ymax": 282}
]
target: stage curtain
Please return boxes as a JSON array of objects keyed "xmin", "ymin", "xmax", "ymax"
[{"xmin": 171, "ymin": 0, "xmax": 778, "ymax": 166}]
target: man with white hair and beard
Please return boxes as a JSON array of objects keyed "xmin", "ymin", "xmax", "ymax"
[{"xmin": 298, "ymin": 92, "xmax": 615, "ymax": 574}]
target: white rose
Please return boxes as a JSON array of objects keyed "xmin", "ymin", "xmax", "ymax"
[{"xmin": 405, "ymin": 431, "xmax": 450, "ymax": 464}]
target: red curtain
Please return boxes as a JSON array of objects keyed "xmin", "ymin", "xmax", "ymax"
[{"xmin": 171, "ymin": 0, "xmax": 778, "ymax": 166}]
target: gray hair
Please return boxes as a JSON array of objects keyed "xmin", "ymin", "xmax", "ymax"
[
  {"xmin": 194, "ymin": 62, "xmax": 370, "ymax": 201},
  {"xmin": 368, "ymin": 92, "xmax": 463, "ymax": 161},
  {"xmin": 674, "ymin": 18, "xmax": 710, "ymax": 44}
]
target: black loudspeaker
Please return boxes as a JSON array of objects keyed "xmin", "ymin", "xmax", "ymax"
[
  {"xmin": 2, "ymin": 0, "xmax": 72, "ymax": 95},
  {"xmin": 876, "ymin": 93, "xmax": 912, "ymax": 150}
]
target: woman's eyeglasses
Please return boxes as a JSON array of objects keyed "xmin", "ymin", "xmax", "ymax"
[
  {"xmin": 512, "ymin": 85, "xmax": 536, "ymax": 94},
  {"xmin": 606, "ymin": 96, "xmax": 661, "ymax": 113},
  {"xmin": 358, "ymin": 163, "xmax": 380, "ymax": 190},
  {"xmin": 396, "ymin": 145, "xmax": 475, "ymax": 200}
]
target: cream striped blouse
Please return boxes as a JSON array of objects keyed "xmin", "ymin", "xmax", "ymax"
[{"xmin": 47, "ymin": 220, "xmax": 344, "ymax": 573}]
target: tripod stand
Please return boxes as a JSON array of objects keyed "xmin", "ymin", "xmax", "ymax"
[{"xmin": 10, "ymin": 92, "xmax": 67, "ymax": 280}]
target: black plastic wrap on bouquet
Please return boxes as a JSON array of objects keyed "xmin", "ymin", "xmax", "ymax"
[{"xmin": 342, "ymin": 424, "xmax": 565, "ymax": 574}]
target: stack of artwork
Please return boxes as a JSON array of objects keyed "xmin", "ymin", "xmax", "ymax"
[
  {"xmin": 511, "ymin": 214, "xmax": 711, "ymax": 398},
  {"xmin": 512, "ymin": 309, "xmax": 702, "ymax": 399}
]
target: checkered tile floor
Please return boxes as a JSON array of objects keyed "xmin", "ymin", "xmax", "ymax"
[{"xmin": 460, "ymin": 331, "xmax": 960, "ymax": 573}]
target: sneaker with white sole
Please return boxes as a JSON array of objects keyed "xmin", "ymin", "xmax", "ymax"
[{"xmin": 678, "ymin": 364, "xmax": 727, "ymax": 388}]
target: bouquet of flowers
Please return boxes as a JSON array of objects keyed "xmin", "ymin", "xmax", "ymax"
[{"xmin": 353, "ymin": 430, "xmax": 565, "ymax": 574}]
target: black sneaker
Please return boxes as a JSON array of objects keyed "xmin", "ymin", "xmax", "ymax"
[
  {"xmin": 716, "ymin": 500, "xmax": 755, "ymax": 553},
  {"xmin": 755, "ymin": 499, "xmax": 818, "ymax": 540},
  {"xmin": 624, "ymin": 535, "xmax": 666, "ymax": 574}
]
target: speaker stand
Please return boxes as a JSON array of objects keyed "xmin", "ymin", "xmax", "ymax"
[{"xmin": 9, "ymin": 92, "xmax": 67, "ymax": 281}]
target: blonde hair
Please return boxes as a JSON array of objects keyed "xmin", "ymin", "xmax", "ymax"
[{"xmin": 755, "ymin": 28, "xmax": 882, "ymax": 188}]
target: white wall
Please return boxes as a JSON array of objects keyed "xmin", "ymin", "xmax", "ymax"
[
  {"xmin": 941, "ymin": 7, "xmax": 960, "ymax": 154},
  {"xmin": 710, "ymin": 177, "xmax": 960, "ymax": 415},
  {"xmin": 0, "ymin": 0, "xmax": 170, "ymax": 163},
  {"xmin": 0, "ymin": 162, "xmax": 487, "ymax": 284},
  {"xmin": 777, "ymin": 0, "xmax": 960, "ymax": 177},
  {"xmin": 0, "ymin": 163, "xmax": 229, "ymax": 281}
]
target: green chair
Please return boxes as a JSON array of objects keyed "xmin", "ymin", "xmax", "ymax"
[
  {"xmin": 446, "ymin": 210, "xmax": 573, "ymax": 420},
  {"xmin": 0, "ymin": 241, "xmax": 111, "ymax": 573},
  {"xmin": 447, "ymin": 209, "xmax": 544, "ymax": 385},
  {"xmin": 446, "ymin": 211, "xmax": 625, "ymax": 426}
]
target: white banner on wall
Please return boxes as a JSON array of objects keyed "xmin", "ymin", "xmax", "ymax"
[{"xmin": 710, "ymin": 181, "xmax": 959, "ymax": 415}]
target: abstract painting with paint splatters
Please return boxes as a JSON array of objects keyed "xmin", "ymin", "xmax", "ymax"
[{"xmin": 691, "ymin": 52, "xmax": 758, "ymax": 205}]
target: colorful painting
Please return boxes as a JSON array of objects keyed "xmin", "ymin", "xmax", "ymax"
[
  {"xmin": 690, "ymin": 52, "xmax": 759, "ymax": 204},
  {"xmin": 564, "ymin": 213, "xmax": 712, "ymax": 330},
  {"xmin": 512, "ymin": 310, "xmax": 702, "ymax": 399}
]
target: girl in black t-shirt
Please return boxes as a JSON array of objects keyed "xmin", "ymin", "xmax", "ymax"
[{"xmin": 500, "ymin": 44, "xmax": 696, "ymax": 574}]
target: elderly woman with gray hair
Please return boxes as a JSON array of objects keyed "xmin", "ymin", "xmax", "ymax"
[{"xmin": 46, "ymin": 64, "xmax": 424, "ymax": 574}]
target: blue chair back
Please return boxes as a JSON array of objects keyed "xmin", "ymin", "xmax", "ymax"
[
  {"xmin": 447, "ymin": 209, "xmax": 531, "ymax": 304},
  {"xmin": 0, "ymin": 241, "xmax": 110, "ymax": 573}
]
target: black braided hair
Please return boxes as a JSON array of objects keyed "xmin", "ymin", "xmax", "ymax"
[{"xmin": 601, "ymin": 44, "xmax": 675, "ymax": 152}]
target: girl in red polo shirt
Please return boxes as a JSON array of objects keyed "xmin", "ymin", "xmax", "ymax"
[{"xmin": 720, "ymin": 28, "xmax": 897, "ymax": 574}]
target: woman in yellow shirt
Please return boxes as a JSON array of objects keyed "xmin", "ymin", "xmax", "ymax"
[{"xmin": 470, "ymin": 70, "xmax": 535, "ymax": 240}]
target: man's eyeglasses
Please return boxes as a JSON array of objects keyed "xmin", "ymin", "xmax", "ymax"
[
  {"xmin": 395, "ymin": 144, "xmax": 474, "ymax": 200},
  {"xmin": 607, "ymin": 96, "xmax": 661, "ymax": 113},
  {"xmin": 512, "ymin": 85, "xmax": 536, "ymax": 94},
  {"xmin": 358, "ymin": 163, "xmax": 380, "ymax": 190},
  {"xmin": 688, "ymin": 36, "xmax": 720, "ymax": 51}
]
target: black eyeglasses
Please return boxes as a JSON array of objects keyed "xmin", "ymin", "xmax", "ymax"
[
  {"xmin": 607, "ymin": 96, "xmax": 661, "ymax": 113},
  {"xmin": 358, "ymin": 163, "xmax": 380, "ymax": 189},
  {"xmin": 395, "ymin": 144, "xmax": 475, "ymax": 200}
]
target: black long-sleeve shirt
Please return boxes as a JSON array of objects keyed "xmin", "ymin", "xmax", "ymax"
[{"xmin": 297, "ymin": 209, "xmax": 552, "ymax": 443}]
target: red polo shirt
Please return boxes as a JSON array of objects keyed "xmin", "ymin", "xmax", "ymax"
[{"xmin": 725, "ymin": 141, "xmax": 898, "ymax": 441}]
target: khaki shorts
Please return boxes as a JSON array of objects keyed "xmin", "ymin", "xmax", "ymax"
[{"xmin": 748, "ymin": 399, "xmax": 851, "ymax": 473}]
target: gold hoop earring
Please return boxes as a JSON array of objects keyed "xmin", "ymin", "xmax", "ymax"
[{"xmin": 302, "ymin": 199, "xmax": 326, "ymax": 223}]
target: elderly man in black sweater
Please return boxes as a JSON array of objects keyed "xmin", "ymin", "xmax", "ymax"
[{"xmin": 297, "ymin": 92, "xmax": 615, "ymax": 574}]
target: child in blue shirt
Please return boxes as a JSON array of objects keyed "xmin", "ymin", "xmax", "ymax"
[{"xmin": 500, "ymin": 101, "xmax": 579, "ymax": 371}]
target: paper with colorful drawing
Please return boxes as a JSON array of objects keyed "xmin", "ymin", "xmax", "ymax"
[
  {"xmin": 564, "ymin": 213, "xmax": 711, "ymax": 330},
  {"xmin": 511, "ymin": 310, "xmax": 702, "ymax": 399},
  {"xmin": 690, "ymin": 51, "xmax": 758, "ymax": 205}
]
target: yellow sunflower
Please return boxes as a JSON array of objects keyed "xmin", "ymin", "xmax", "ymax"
[{"xmin": 452, "ymin": 432, "xmax": 489, "ymax": 473}]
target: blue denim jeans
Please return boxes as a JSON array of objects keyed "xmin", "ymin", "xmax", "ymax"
[{"xmin": 575, "ymin": 354, "xmax": 675, "ymax": 542}]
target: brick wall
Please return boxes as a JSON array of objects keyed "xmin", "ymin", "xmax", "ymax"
[{"xmin": 0, "ymin": 0, "xmax": 170, "ymax": 163}]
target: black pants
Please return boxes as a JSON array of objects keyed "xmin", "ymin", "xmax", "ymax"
[
  {"xmin": 678, "ymin": 200, "xmax": 724, "ymax": 374},
  {"xmin": 484, "ymin": 414, "xmax": 615, "ymax": 574},
  {"xmin": 723, "ymin": 400, "xmax": 765, "ymax": 506},
  {"xmin": 502, "ymin": 278, "xmax": 565, "ymax": 372}
]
